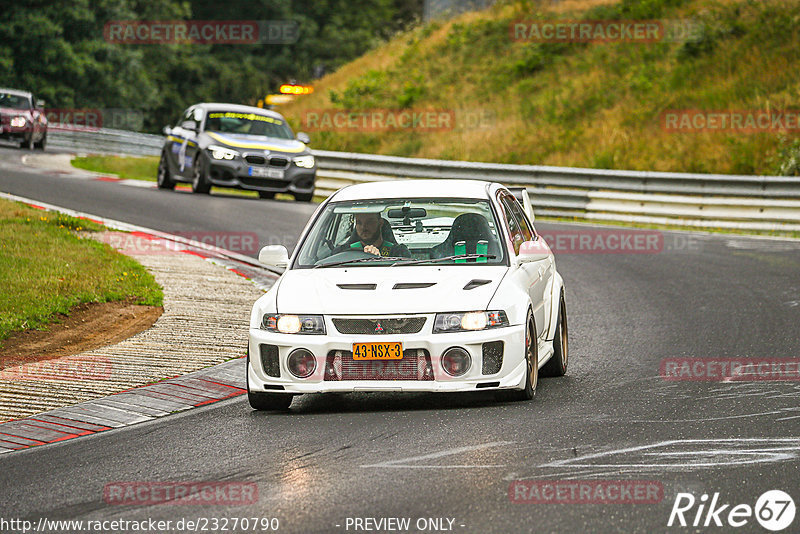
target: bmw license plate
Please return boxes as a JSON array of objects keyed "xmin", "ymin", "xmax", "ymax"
[
  {"xmin": 353, "ymin": 342, "xmax": 403, "ymax": 360},
  {"xmin": 248, "ymin": 166, "xmax": 284, "ymax": 179}
]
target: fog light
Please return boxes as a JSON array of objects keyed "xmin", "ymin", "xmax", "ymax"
[
  {"xmin": 442, "ymin": 347, "xmax": 471, "ymax": 377},
  {"xmin": 287, "ymin": 348, "xmax": 316, "ymax": 378}
]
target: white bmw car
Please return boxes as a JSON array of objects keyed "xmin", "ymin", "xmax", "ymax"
[{"xmin": 247, "ymin": 179, "xmax": 568, "ymax": 410}]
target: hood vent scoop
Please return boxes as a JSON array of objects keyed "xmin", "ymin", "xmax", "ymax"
[
  {"xmin": 463, "ymin": 279, "xmax": 491, "ymax": 290},
  {"xmin": 337, "ymin": 283, "xmax": 376, "ymax": 290},
  {"xmin": 393, "ymin": 282, "xmax": 436, "ymax": 290}
]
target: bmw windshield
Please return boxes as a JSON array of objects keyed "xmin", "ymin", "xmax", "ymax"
[{"xmin": 203, "ymin": 111, "xmax": 295, "ymax": 139}]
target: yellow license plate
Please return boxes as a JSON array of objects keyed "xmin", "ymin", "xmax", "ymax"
[{"xmin": 353, "ymin": 342, "xmax": 403, "ymax": 360}]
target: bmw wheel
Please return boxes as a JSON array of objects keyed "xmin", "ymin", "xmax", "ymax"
[
  {"xmin": 191, "ymin": 153, "xmax": 211, "ymax": 194},
  {"xmin": 157, "ymin": 151, "xmax": 176, "ymax": 190}
]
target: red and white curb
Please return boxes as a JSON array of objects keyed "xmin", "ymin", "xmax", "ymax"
[{"xmin": 0, "ymin": 359, "xmax": 246, "ymax": 454}]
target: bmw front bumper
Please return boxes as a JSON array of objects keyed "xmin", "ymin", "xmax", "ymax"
[{"xmin": 206, "ymin": 156, "xmax": 315, "ymax": 195}]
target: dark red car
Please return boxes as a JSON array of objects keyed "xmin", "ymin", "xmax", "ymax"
[{"xmin": 0, "ymin": 88, "xmax": 47, "ymax": 150}]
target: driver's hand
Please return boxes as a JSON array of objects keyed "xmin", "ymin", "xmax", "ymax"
[{"xmin": 364, "ymin": 245, "xmax": 380, "ymax": 256}]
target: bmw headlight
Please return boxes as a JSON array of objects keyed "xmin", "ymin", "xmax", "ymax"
[
  {"xmin": 293, "ymin": 155, "xmax": 315, "ymax": 168},
  {"xmin": 208, "ymin": 145, "xmax": 239, "ymax": 160},
  {"xmin": 10, "ymin": 116, "xmax": 27, "ymax": 128},
  {"xmin": 261, "ymin": 314, "xmax": 325, "ymax": 334},
  {"xmin": 433, "ymin": 311, "xmax": 509, "ymax": 333}
]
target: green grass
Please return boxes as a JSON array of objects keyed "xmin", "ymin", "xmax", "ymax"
[
  {"xmin": 71, "ymin": 155, "xmax": 158, "ymax": 182},
  {"xmin": 279, "ymin": 0, "xmax": 800, "ymax": 176},
  {"xmin": 0, "ymin": 198, "xmax": 163, "ymax": 342}
]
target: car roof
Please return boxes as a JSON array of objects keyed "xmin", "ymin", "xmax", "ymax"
[
  {"xmin": 191, "ymin": 102, "xmax": 284, "ymax": 120},
  {"xmin": 330, "ymin": 179, "xmax": 501, "ymax": 202},
  {"xmin": 0, "ymin": 88, "xmax": 32, "ymax": 98}
]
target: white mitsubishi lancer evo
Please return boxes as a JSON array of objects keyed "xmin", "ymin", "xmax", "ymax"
[{"xmin": 247, "ymin": 180, "xmax": 568, "ymax": 410}]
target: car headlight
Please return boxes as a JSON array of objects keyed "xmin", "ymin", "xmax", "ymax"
[
  {"xmin": 10, "ymin": 116, "xmax": 27, "ymax": 128},
  {"xmin": 433, "ymin": 311, "xmax": 509, "ymax": 333},
  {"xmin": 208, "ymin": 145, "xmax": 239, "ymax": 160},
  {"xmin": 261, "ymin": 314, "xmax": 326, "ymax": 334},
  {"xmin": 293, "ymin": 155, "xmax": 315, "ymax": 168}
]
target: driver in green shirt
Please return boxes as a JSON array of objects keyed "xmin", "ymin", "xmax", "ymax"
[{"xmin": 343, "ymin": 212, "xmax": 410, "ymax": 257}]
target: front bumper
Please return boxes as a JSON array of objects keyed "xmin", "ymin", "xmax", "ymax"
[
  {"xmin": 206, "ymin": 156, "xmax": 315, "ymax": 194},
  {"xmin": 247, "ymin": 316, "xmax": 527, "ymax": 394},
  {"xmin": 0, "ymin": 124, "xmax": 28, "ymax": 141}
]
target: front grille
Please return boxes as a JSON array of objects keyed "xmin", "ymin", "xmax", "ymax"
[
  {"xmin": 269, "ymin": 157, "xmax": 289, "ymax": 167},
  {"xmin": 245, "ymin": 155, "xmax": 266, "ymax": 165},
  {"xmin": 259, "ymin": 344, "xmax": 280, "ymax": 377},
  {"xmin": 481, "ymin": 341, "xmax": 504, "ymax": 375},
  {"xmin": 240, "ymin": 177, "xmax": 285, "ymax": 189},
  {"xmin": 332, "ymin": 317, "xmax": 426, "ymax": 335},
  {"xmin": 324, "ymin": 349, "xmax": 433, "ymax": 381}
]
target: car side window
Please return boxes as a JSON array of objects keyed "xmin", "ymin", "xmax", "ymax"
[
  {"xmin": 498, "ymin": 194, "xmax": 525, "ymax": 254},
  {"xmin": 177, "ymin": 108, "xmax": 192, "ymax": 128},
  {"xmin": 505, "ymin": 195, "xmax": 534, "ymax": 241}
]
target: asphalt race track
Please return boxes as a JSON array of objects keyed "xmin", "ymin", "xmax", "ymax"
[{"xmin": 2, "ymin": 145, "xmax": 800, "ymax": 533}]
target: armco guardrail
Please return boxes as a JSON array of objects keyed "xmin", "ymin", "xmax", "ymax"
[
  {"xmin": 49, "ymin": 125, "xmax": 162, "ymax": 156},
  {"xmin": 48, "ymin": 127, "xmax": 800, "ymax": 231}
]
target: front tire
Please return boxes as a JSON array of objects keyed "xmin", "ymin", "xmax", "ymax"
[
  {"xmin": 34, "ymin": 132, "xmax": 46, "ymax": 150},
  {"xmin": 496, "ymin": 311, "xmax": 538, "ymax": 402},
  {"xmin": 541, "ymin": 292, "xmax": 568, "ymax": 377},
  {"xmin": 157, "ymin": 152, "xmax": 176, "ymax": 190},
  {"xmin": 248, "ymin": 390, "xmax": 293, "ymax": 411},
  {"xmin": 191, "ymin": 154, "xmax": 211, "ymax": 194},
  {"xmin": 258, "ymin": 191, "xmax": 275, "ymax": 199},
  {"xmin": 293, "ymin": 191, "xmax": 314, "ymax": 202},
  {"xmin": 20, "ymin": 133, "xmax": 33, "ymax": 150}
]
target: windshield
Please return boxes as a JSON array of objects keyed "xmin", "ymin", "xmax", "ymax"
[
  {"xmin": 294, "ymin": 198, "xmax": 506, "ymax": 268},
  {"xmin": 204, "ymin": 111, "xmax": 294, "ymax": 139},
  {"xmin": 0, "ymin": 93, "xmax": 30, "ymax": 110}
]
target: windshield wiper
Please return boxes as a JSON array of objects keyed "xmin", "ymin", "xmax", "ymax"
[
  {"xmin": 313, "ymin": 256, "xmax": 409, "ymax": 268},
  {"xmin": 391, "ymin": 254, "xmax": 496, "ymax": 266}
]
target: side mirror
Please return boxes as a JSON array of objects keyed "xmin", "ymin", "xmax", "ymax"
[
  {"xmin": 258, "ymin": 245, "xmax": 289, "ymax": 268},
  {"xmin": 296, "ymin": 132, "xmax": 310, "ymax": 144},
  {"xmin": 180, "ymin": 120, "xmax": 197, "ymax": 131},
  {"xmin": 36, "ymin": 100, "xmax": 45, "ymax": 109},
  {"xmin": 162, "ymin": 125, "xmax": 172, "ymax": 136},
  {"xmin": 516, "ymin": 239, "xmax": 551, "ymax": 264}
]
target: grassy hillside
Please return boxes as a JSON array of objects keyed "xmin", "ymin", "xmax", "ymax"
[{"xmin": 279, "ymin": 0, "xmax": 800, "ymax": 176}]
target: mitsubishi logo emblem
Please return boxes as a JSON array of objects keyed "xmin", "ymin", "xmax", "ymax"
[{"xmin": 374, "ymin": 322, "xmax": 384, "ymax": 333}]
